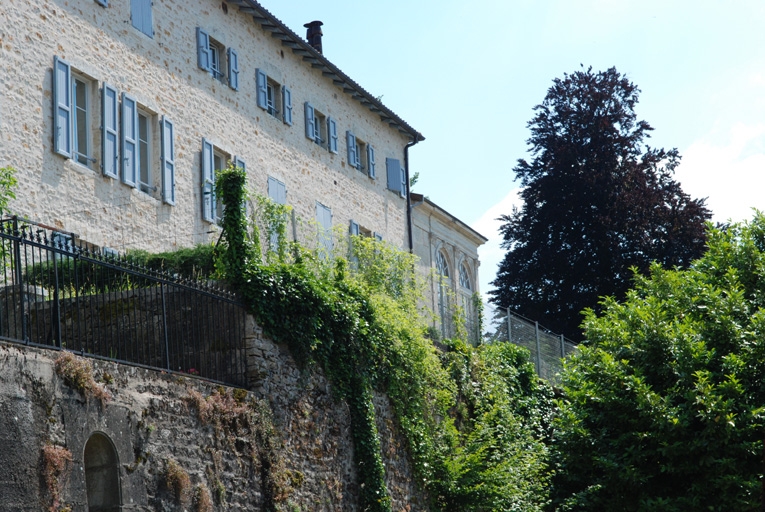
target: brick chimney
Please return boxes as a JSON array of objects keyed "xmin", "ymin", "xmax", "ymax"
[{"xmin": 304, "ymin": 21, "xmax": 323, "ymax": 54}]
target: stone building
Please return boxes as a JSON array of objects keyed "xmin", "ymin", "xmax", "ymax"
[
  {"xmin": 0, "ymin": 0, "xmax": 423, "ymax": 254},
  {"xmin": 411, "ymin": 193, "xmax": 487, "ymax": 344}
]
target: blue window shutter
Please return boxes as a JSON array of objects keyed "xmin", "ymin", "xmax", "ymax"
[
  {"xmin": 282, "ymin": 86, "xmax": 293, "ymax": 125},
  {"xmin": 161, "ymin": 116, "xmax": 175, "ymax": 205},
  {"xmin": 101, "ymin": 83, "xmax": 119, "ymax": 179},
  {"xmin": 326, "ymin": 117, "xmax": 338, "ymax": 153},
  {"xmin": 349, "ymin": 220, "xmax": 360, "ymax": 236},
  {"xmin": 346, "ymin": 131, "xmax": 358, "ymax": 167},
  {"xmin": 374, "ymin": 232, "xmax": 383, "ymax": 242},
  {"xmin": 234, "ymin": 156, "xmax": 245, "ymax": 173},
  {"xmin": 304, "ymin": 102, "xmax": 315, "ymax": 140},
  {"xmin": 201, "ymin": 139, "xmax": 214, "ymax": 222},
  {"xmin": 131, "ymin": 0, "xmax": 153, "ymax": 37},
  {"xmin": 386, "ymin": 158, "xmax": 401, "ymax": 194},
  {"xmin": 267, "ymin": 176, "xmax": 286, "ymax": 205},
  {"xmin": 197, "ymin": 28, "xmax": 211, "ymax": 73},
  {"xmin": 227, "ymin": 48, "xmax": 239, "ymax": 91},
  {"xmin": 121, "ymin": 93, "xmax": 138, "ymax": 187},
  {"xmin": 400, "ymin": 165, "xmax": 407, "ymax": 198},
  {"xmin": 256, "ymin": 69, "xmax": 268, "ymax": 109},
  {"xmin": 367, "ymin": 145, "xmax": 376, "ymax": 179},
  {"xmin": 316, "ymin": 202, "xmax": 333, "ymax": 255},
  {"xmin": 53, "ymin": 56, "xmax": 72, "ymax": 158}
]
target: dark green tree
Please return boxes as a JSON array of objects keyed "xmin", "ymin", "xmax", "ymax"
[
  {"xmin": 551, "ymin": 214, "xmax": 765, "ymax": 511},
  {"xmin": 490, "ymin": 67, "xmax": 710, "ymax": 341}
]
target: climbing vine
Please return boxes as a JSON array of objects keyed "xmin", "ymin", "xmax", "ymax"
[{"xmin": 215, "ymin": 169, "xmax": 553, "ymax": 511}]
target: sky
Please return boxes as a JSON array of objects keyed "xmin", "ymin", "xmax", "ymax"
[{"xmin": 268, "ymin": 0, "xmax": 765, "ymax": 314}]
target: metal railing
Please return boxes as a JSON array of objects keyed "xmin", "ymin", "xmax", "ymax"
[
  {"xmin": 489, "ymin": 308, "xmax": 577, "ymax": 384},
  {"xmin": 0, "ymin": 216, "xmax": 248, "ymax": 387}
]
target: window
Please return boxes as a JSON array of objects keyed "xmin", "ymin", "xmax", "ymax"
[
  {"xmin": 197, "ymin": 28, "xmax": 239, "ymax": 90},
  {"xmin": 436, "ymin": 249, "xmax": 451, "ymax": 338},
  {"xmin": 459, "ymin": 263, "xmax": 472, "ymax": 291},
  {"xmin": 346, "ymin": 133, "xmax": 375, "ymax": 177},
  {"xmin": 201, "ymin": 139, "xmax": 230, "ymax": 223},
  {"xmin": 386, "ymin": 158, "xmax": 406, "ymax": 198},
  {"xmin": 256, "ymin": 70, "xmax": 291, "ymax": 124},
  {"xmin": 53, "ymin": 57, "xmax": 95, "ymax": 167},
  {"xmin": 131, "ymin": 0, "xmax": 153, "ymax": 37},
  {"xmin": 305, "ymin": 102, "xmax": 331, "ymax": 148},
  {"xmin": 137, "ymin": 110, "xmax": 151, "ymax": 194},
  {"xmin": 120, "ymin": 94, "xmax": 158, "ymax": 197},
  {"xmin": 316, "ymin": 202, "xmax": 332, "ymax": 257}
]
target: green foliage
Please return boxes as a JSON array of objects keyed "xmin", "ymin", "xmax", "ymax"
[
  {"xmin": 552, "ymin": 213, "xmax": 765, "ymax": 511},
  {"xmin": 490, "ymin": 67, "xmax": 710, "ymax": 341},
  {"xmin": 216, "ymin": 174, "xmax": 553, "ymax": 511},
  {"xmin": 127, "ymin": 244, "xmax": 216, "ymax": 278},
  {"xmin": 0, "ymin": 166, "xmax": 18, "ymax": 215},
  {"xmin": 215, "ymin": 164, "xmax": 255, "ymax": 284},
  {"xmin": 439, "ymin": 340, "xmax": 553, "ymax": 511}
]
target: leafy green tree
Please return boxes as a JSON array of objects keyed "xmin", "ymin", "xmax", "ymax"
[
  {"xmin": 551, "ymin": 214, "xmax": 765, "ymax": 511},
  {"xmin": 490, "ymin": 67, "xmax": 710, "ymax": 341}
]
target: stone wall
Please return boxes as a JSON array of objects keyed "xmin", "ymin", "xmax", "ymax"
[
  {"xmin": 0, "ymin": 0, "xmax": 412, "ymax": 254},
  {"xmin": 0, "ymin": 325, "xmax": 426, "ymax": 510}
]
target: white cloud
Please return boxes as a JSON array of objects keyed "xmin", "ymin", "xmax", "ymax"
[
  {"xmin": 471, "ymin": 189, "xmax": 523, "ymax": 307},
  {"xmin": 676, "ymin": 122, "xmax": 765, "ymax": 224}
]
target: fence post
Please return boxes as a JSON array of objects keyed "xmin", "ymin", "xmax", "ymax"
[
  {"xmin": 534, "ymin": 321, "xmax": 541, "ymax": 377},
  {"xmin": 12, "ymin": 217, "xmax": 27, "ymax": 343},
  {"xmin": 52, "ymin": 243, "xmax": 62, "ymax": 348},
  {"xmin": 161, "ymin": 283, "xmax": 170, "ymax": 370}
]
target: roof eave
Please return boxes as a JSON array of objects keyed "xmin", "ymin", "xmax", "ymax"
[{"xmin": 225, "ymin": 0, "xmax": 425, "ymax": 142}]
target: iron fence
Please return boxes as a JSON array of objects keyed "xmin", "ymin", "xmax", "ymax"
[
  {"xmin": 489, "ymin": 308, "xmax": 577, "ymax": 384},
  {"xmin": 0, "ymin": 216, "xmax": 248, "ymax": 387}
]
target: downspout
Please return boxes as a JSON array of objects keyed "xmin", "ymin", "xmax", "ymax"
[{"xmin": 405, "ymin": 137, "xmax": 421, "ymax": 253}]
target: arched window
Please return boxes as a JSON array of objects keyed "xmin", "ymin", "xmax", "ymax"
[
  {"xmin": 84, "ymin": 432, "xmax": 121, "ymax": 512},
  {"xmin": 459, "ymin": 263, "xmax": 472, "ymax": 291},
  {"xmin": 436, "ymin": 249, "xmax": 451, "ymax": 338},
  {"xmin": 436, "ymin": 250, "xmax": 449, "ymax": 278}
]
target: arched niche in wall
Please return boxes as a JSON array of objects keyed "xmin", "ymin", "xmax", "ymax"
[{"xmin": 84, "ymin": 432, "xmax": 121, "ymax": 512}]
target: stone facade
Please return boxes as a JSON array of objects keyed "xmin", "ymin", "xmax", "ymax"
[
  {"xmin": 0, "ymin": 0, "xmax": 421, "ymax": 254},
  {"xmin": 0, "ymin": 335, "xmax": 426, "ymax": 510},
  {"xmin": 411, "ymin": 193, "xmax": 487, "ymax": 343}
]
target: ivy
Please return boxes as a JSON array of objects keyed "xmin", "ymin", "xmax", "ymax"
[{"xmin": 215, "ymin": 173, "xmax": 553, "ymax": 511}]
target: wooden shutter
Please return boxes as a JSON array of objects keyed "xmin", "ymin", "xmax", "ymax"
[
  {"xmin": 304, "ymin": 102, "xmax": 315, "ymax": 140},
  {"xmin": 101, "ymin": 83, "xmax": 119, "ymax": 178},
  {"xmin": 346, "ymin": 131, "xmax": 358, "ymax": 168},
  {"xmin": 131, "ymin": 0, "xmax": 153, "ymax": 37},
  {"xmin": 256, "ymin": 69, "xmax": 268, "ymax": 109},
  {"xmin": 201, "ymin": 139, "xmax": 214, "ymax": 222},
  {"xmin": 268, "ymin": 177, "xmax": 286, "ymax": 205},
  {"xmin": 386, "ymin": 158, "xmax": 401, "ymax": 194},
  {"xmin": 161, "ymin": 117, "xmax": 175, "ymax": 205},
  {"xmin": 196, "ymin": 28, "xmax": 211, "ymax": 73},
  {"xmin": 326, "ymin": 117, "xmax": 338, "ymax": 153},
  {"xmin": 121, "ymin": 93, "xmax": 138, "ymax": 187},
  {"xmin": 53, "ymin": 56, "xmax": 72, "ymax": 158},
  {"xmin": 367, "ymin": 145, "xmax": 376, "ymax": 179},
  {"xmin": 234, "ymin": 156, "xmax": 246, "ymax": 173},
  {"xmin": 349, "ymin": 220, "xmax": 360, "ymax": 236},
  {"xmin": 282, "ymin": 86, "xmax": 293, "ymax": 125},
  {"xmin": 227, "ymin": 48, "xmax": 239, "ymax": 91}
]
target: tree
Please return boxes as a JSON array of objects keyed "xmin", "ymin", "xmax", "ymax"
[
  {"xmin": 490, "ymin": 67, "xmax": 710, "ymax": 341},
  {"xmin": 551, "ymin": 214, "xmax": 765, "ymax": 511}
]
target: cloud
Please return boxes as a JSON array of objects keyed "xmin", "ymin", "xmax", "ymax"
[
  {"xmin": 471, "ymin": 189, "xmax": 523, "ymax": 308},
  {"xmin": 676, "ymin": 122, "xmax": 765, "ymax": 224}
]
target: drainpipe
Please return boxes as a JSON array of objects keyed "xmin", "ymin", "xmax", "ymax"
[{"xmin": 405, "ymin": 137, "xmax": 421, "ymax": 253}]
